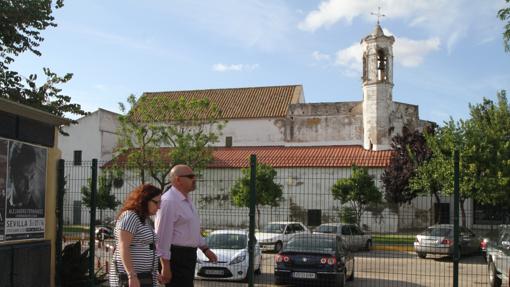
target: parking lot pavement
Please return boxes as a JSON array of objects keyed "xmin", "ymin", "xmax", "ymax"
[{"xmin": 194, "ymin": 250, "xmax": 489, "ymax": 286}]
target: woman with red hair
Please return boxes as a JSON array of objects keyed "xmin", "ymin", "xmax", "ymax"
[{"xmin": 110, "ymin": 184, "xmax": 162, "ymax": 287}]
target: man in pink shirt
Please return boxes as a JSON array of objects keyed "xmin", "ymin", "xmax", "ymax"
[{"xmin": 155, "ymin": 164, "xmax": 217, "ymax": 286}]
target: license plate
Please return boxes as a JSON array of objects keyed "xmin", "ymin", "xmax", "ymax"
[
  {"xmin": 292, "ymin": 272, "xmax": 316, "ymax": 279},
  {"xmin": 204, "ymin": 269, "xmax": 224, "ymax": 275}
]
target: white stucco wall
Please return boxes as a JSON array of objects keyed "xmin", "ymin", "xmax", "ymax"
[
  {"xmin": 59, "ymin": 109, "xmax": 120, "ymax": 162},
  {"xmin": 59, "ymin": 109, "xmax": 120, "ymax": 225},
  {"xmin": 59, "ymin": 111, "xmax": 102, "ymax": 162},
  {"xmin": 216, "ymin": 118, "xmax": 286, "ymax": 146}
]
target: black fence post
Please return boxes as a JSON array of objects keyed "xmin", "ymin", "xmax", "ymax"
[
  {"xmin": 453, "ymin": 150, "xmax": 460, "ymax": 287},
  {"xmin": 89, "ymin": 159, "xmax": 98, "ymax": 286},
  {"xmin": 248, "ymin": 154, "xmax": 257, "ymax": 287},
  {"xmin": 55, "ymin": 159, "xmax": 65, "ymax": 287}
]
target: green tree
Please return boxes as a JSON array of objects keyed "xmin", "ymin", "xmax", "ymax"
[
  {"xmin": 410, "ymin": 119, "xmax": 476, "ymax": 226},
  {"xmin": 331, "ymin": 165, "xmax": 382, "ymax": 225},
  {"xmin": 463, "ymin": 91, "xmax": 510, "ymax": 205},
  {"xmin": 81, "ymin": 172, "xmax": 121, "ymax": 224},
  {"xmin": 498, "ymin": 1, "xmax": 510, "ymax": 52},
  {"xmin": 0, "ymin": 0, "xmax": 87, "ymax": 120},
  {"xmin": 382, "ymin": 127, "xmax": 434, "ymax": 205},
  {"xmin": 412, "ymin": 93, "xmax": 510, "ymax": 226},
  {"xmin": 230, "ymin": 163, "xmax": 283, "ymax": 229},
  {"xmin": 116, "ymin": 94, "xmax": 224, "ymax": 190}
]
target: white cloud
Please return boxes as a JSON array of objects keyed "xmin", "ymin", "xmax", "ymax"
[
  {"xmin": 298, "ymin": 0, "xmax": 372, "ymax": 31},
  {"xmin": 333, "ymin": 34, "xmax": 440, "ymax": 75},
  {"xmin": 212, "ymin": 63, "xmax": 259, "ymax": 72},
  {"xmin": 312, "ymin": 51, "xmax": 331, "ymax": 61},
  {"xmin": 299, "ymin": 0, "xmax": 501, "ymax": 51},
  {"xmin": 335, "ymin": 44, "xmax": 362, "ymax": 76},
  {"xmin": 394, "ymin": 37, "xmax": 440, "ymax": 67}
]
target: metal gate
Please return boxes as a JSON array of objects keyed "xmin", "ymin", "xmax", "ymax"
[{"xmin": 55, "ymin": 152, "xmax": 492, "ymax": 286}]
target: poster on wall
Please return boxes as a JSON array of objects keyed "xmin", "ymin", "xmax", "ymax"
[
  {"xmin": 5, "ymin": 141, "xmax": 47, "ymax": 240},
  {"xmin": 0, "ymin": 139, "xmax": 7, "ymax": 241}
]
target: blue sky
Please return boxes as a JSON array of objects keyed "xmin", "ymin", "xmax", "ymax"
[{"xmin": 10, "ymin": 0, "xmax": 510, "ymax": 124}]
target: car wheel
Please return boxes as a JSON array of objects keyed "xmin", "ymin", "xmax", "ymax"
[
  {"xmin": 365, "ymin": 240, "xmax": 372, "ymax": 251},
  {"xmin": 417, "ymin": 252, "xmax": 427, "ymax": 259},
  {"xmin": 489, "ymin": 261, "xmax": 502, "ymax": 287},
  {"xmin": 347, "ymin": 258, "xmax": 355, "ymax": 281},
  {"xmin": 274, "ymin": 241, "xmax": 283, "ymax": 252},
  {"xmin": 274, "ymin": 276, "xmax": 284, "ymax": 285}
]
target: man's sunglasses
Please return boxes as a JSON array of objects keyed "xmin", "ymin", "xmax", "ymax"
[{"xmin": 179, "ymin": 174, "xmax": 196, "ymax": 179}]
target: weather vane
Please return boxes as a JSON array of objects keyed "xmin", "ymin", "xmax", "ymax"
[{"xmin": 371, "ymin": 6, "xmax": 386, "ymax": 25}]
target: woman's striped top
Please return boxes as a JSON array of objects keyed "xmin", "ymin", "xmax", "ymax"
[{"xmin": 109, "ymin": 210, "xmax": 158, "ymax": 287}]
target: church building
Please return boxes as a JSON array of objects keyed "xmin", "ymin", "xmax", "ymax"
[
  {"xmin": 122, "ymin": 24, "xmax": 438, "ymax": 231},
  {"xmin": 139, "ymin": 23, "xmax": 430, "ymax": 152}
]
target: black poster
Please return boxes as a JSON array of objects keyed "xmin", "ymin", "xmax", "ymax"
[
  {"xmin": 5, "ymin": 142, "xmax": 47, "ymax": 240},
  {"xmin": 0, "ymin": 139, "xmax": 7, "ymax": 241}
]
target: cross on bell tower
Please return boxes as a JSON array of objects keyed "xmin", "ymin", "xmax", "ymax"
[{"xmin": 371, "ymin": 6, "xmax": 386, "ymax": 25}]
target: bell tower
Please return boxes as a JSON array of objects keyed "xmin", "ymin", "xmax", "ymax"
[{"xmin": 361, "ymin": 13, "xmax": 394, "ymax": 150}]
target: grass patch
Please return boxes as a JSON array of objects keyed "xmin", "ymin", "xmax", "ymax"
[
  {"xmin": 373, "ymin": 234, "xmax": 415, "ymax": 245},
  {"xmin": 64, "ymin": 225, "xmax": 89, "ymax": 233}
]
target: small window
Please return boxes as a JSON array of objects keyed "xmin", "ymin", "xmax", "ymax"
[
  {"xmin": 294, "ymin": 224, "xmax": 305, "ymax": 232},
  {"xmin": 225, "ymin": 136, "xmax": 233, "ymax": 147},
  {"xmin": 73, "ymin": 150, "xmax": 82, "ymax": 166},
  {"xmin": 341, "ymin": 226, "xmax": 351, "ymax": 235}
]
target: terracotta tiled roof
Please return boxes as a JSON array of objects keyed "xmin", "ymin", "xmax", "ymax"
[
  {"xmin": 208, "ymin": 146, "xmax": 392, "ymax": 168},
  {"xmin": 135, "ymin": 85, "xmax": 303, "ymax": 121},
  {"xmin": 106, "ymin": 145, "xmax": 392, "ymax": 169}
]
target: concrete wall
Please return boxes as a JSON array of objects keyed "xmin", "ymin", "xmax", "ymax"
[
  {"xmin": 390, "ymin": 102, "xmax": 420, "ymax": 137},
  {"xmin": 284, "ymin": 102, "xmax": 364, "ymax": 146}
]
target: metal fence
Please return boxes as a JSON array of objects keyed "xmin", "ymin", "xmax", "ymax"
[{"xmin": 56, "ymin": 154, "xmax": 497, "ymax": 287}]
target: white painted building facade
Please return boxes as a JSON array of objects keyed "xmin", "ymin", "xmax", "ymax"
[
  {"xmin": 59, "ymin": 108, "xmax": 120, "ymax": 163},
  {"xmin": 58, "ymin": 109, "xmax": 120, "ymax": 224}
]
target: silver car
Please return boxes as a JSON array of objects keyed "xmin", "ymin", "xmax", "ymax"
[
  {"xmin": 313, "ymin": 223, "xmax": 372, "ymax": 251},
  {"xmin": 414, "ymin": 224, "xmax": 480, "ymax": 259},
  {"xmin": 195, "ymin": 230, "xmax": 262, "ymax": 281}
]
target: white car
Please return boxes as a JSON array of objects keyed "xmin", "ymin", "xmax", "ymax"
[
  {"xmin": 314, "ymin": 223, "xmax": 373, "ymax": 251},
  {"xmin": 255, "ymin": 221, "xmax": 310, "ymax": 252},
  {"xmin": 195, "ymin": 230, "xmax": 262, "ymax": 281}
]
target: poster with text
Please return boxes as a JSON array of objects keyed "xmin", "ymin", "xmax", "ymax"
[
  {"xmin": 0, "ymin": 139, "xmax": 7, "ymax": 241},
  {"xmin": 5, "ymin": 142, "xmax": 47, "ymax": 240}
]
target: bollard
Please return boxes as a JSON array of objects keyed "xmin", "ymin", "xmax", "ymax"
[{"xmin": 105, "ymin": 259, "xmax": 109, "ymax": 274}]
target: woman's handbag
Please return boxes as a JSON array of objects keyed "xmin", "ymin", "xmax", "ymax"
[
  {"xmin": 117, "ymin": 271, "xmax": 153, "ymax": 286},
  {"xmin": 115, "ymin": 219, "xmax": 156, "ymax": 287}
]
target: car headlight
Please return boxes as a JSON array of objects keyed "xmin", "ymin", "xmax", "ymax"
[{"xmin": 229, "ymin": 253, "xmax": 246, "ymax": 265}]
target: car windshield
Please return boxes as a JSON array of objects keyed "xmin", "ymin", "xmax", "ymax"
[
  {"xmin": 285, "ymin": 237, "xmax": 335, "ymax": 252},
  {"xmin": 423, "ymin": 228, "xmax": 451, "ymax": 237},
  {"xmin": 206, "ymin": 233, "xmax": 247, "ymax": 249},
  {"xmin": 315, "ymin": 225, "xmax": 337, "ymax": 234},
  {"xmin": 262, "ymin": 223, "xmax": 285, "ymax": 233}
]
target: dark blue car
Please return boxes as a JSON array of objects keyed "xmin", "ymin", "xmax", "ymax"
[{"xmin": 274, "ymin": 233, "xmax": 355, "ymax": 286}]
